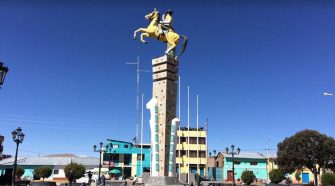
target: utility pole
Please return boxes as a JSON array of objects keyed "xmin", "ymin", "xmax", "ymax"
[
  {"xmin": 266, "ymin": 139, "xmax": 271, "ymax": 182},
  {"xmin": 126, "ymin": 47, "xmax": 149, "ymax": 143}
]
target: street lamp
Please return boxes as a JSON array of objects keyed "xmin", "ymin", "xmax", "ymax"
[
  {"xmin": 93, "ymin": 142, "xmax": 104, "ymax": 185},
  {"xmin": 225, "ymin": 145, "xmax": 241, "ymax": 186},
  {"xmin": 0, "ymin": 62, "xmax": 9, "ymax": 87},
  {"xmin": 11, "ymin": 127, "xmax": 25, "ymax": 186}
]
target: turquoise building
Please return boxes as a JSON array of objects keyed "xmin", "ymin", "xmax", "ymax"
[
  {"xmin": 0, "ymin": 155, "xmax": 98, "ymax": 182},
  {"xmin": 103, "ymin": 139, "xmax": 151, "ymax": 179},
  {"xmin": 223, "ymin": 152, "xmax": 268, "ymax": 182}
]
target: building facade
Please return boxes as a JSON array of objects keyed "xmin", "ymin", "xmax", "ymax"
[
  {"xmin": 103, "ymin": 139, "xmax": 151, "ymax": 179},
  {"xmin": 223, "ymin": 152, "xmax": 268, "ymax": 182},
  {"xmin": 207, "ymin": 152, "xmax": 224, "ymax": 181},
  {"xmin": 0, "ymin": 155, "xmax": 98, "ymax": 183},
  {"xmin": 176, "ymin": 127, "xmax": 207, "ymax": 176}
]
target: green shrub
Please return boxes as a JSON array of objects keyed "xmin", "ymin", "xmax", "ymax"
[
  {"xmin": 241, "ymin": 170, "xmax": 256, "ymax": 185},
  {"xmin": 16, "ymin": 167, "xmax": 25, "ymax": 178},
  {"xmin": 269, "ymin": 169, "xmax": 285, "ymax": 184},
  {"xmin": 64, "ymin": 163, "xmax": 85, "ymax": 183},
  {"xmin": 34, "ymin": 166, "xmax": 52, "ymax": 181},
  {"xmin": 321, "ymin": 172, "xmax": 335, "ymax": 186}
]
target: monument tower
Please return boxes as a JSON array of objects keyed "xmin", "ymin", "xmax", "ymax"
[{"xmin": 134, "ymin": 8, "xmax": 187, "ymax": 185}]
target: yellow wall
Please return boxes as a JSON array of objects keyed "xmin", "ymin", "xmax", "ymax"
[
  {"xmin": 177, "ymin": 130, "xmax": 206, "ymax": 137},
  {"xmin": 176, "ymin": 129, "xmax": 207, "ymax": 175},
  {"xmin": 289, "ymin": 169, "xmax": 315, "ymax": 184},
  {"xmin": 176, "ymin": 143, "xmax": 206, "ymax": 150}
]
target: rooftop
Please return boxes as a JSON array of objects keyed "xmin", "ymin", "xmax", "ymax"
[
  {"xmin": 223, "ymin": 152, "xmax": 267, "ymax": 159},
  {"xmin": 0, "ymin": 156, "xmax": 99, "ymax": 166}
]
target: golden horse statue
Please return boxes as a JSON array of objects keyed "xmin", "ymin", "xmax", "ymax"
[{"xmin": 133, "ymin": 9, "xmax": 188, "ymax": 59}]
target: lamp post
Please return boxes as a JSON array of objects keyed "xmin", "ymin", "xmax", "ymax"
[
  {"xmin": 11, "ymin": 127, "xmax": 25, "ymax": 186},
  {"xmin": 213, "ymin": 150, "xmax": 217, "ymax": 181},
  {"xmin": 225, "ymin": 145, "xmax": 240, "ymax": 186},
  {"xmin": 0, "ymin": 62, "xmax": 9, "ymax": 88},
  {"xmin": 93, "ymin": 142, "xmax": 104, "ymax": 185}
]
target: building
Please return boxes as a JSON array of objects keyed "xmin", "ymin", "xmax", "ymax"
[
  {"xmin": 263, "ymin": 153, "xmax": 315, "ymax": 184},
  {"xmin": 207, "ymin": 152, "xmax": 224, "ymax": 181},
  {"xmin": 223, "ymin": 152, "xmax": 268, "ymax": 182},
  {"xmin": 103, "ymin": 139, "xmax": 151, "ymax": 179},
  {"xmin": 0, "ymin": 154, "xmax": 98, "ymax": 183},
  {"xmin": 176, "ymin": 127, "xmax": 207, "ymax": 176}
]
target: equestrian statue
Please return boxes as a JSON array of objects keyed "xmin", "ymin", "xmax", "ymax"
[{"xmin": 133, "ymin": 8, "xmax": 188, "ymax": 59}]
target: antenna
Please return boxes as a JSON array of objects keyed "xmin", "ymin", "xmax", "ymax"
[{"xmin": 126, "ymin": 47, "xmax": 149, "ymax": 143}]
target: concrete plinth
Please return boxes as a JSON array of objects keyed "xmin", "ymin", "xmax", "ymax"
[{"xmin": 145, "ymin": 176, "xmax": 183, "ymax": 186}]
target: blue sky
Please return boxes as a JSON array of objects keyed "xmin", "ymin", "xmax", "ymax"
[{"xmin": 0, "ymin": 0, "xmax": 334, "ymax": 157}]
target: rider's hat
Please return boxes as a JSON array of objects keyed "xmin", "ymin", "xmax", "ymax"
[{"xmin": 166, "ymin": 9, "xmax": 174, "ymax": 15}]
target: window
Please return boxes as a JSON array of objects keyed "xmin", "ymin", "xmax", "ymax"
[
  {"xmin": 233, "ymin": 160, "xmax": 241, "ymax": 165},
  {"xmin": 199, "ymin": 137, "xmax": 206, "ymax": 144},
  {"xmin": 250, "ymin": 161, "xmax": 258, "ymax": 165},
  {"xmin": 53, "ymin": 169, "xmax": 59, "ymax": 174},
  {"xmin": 137, "ymin": 154, "xmax": 145, "ymax": 161},
  {"xmin": 124, "ymin": 144, "xmax": 129, "ymax": 148},
  {"xmin": 112, "ymin": 154, "xmax": 119, "ymax": 163},
  {"xmin": 199, "ymin": 151, "xmax": 206, "ymax": 158},
  {"xmin": 189, "ymin": 151, "xmax": 197, "ymax": 157},
  {"xmin": 189, "ymin": 137, "xmax": 197, "ymax": 144},
  {"xmin": 112, "ymin": 144, "xmax": 119, "ymax": 148},
  {"xmin": 179, "ymin": 137, "xmax": 187, "ymax": 143},
  {"xmin": 124, "ymin": 154, "xmax": 131, "ymax": 165}
]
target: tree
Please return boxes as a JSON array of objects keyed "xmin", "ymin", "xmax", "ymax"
[
  {"xmin": 34, "ymin": 166, "xmax": 52, "ymax": 181},
  {"xmin": 33, "ymin": 167, "xmax": 41, "ymax": 180},
  {"xmin": 64, "ymin": 163, "xmax": 85, "ymax": 183},
  {"xmin": 277, "ymin": 130, "xmax": 335, "ymax": 186},
  {"xmin": 269, "ymin": 169, "xmax": 285, "ymax": 184},
  {"xmin": 241, "ymin": 170, "xmax": 256, "ymax": 185},
  {"xmin": 16, "ymin": 167, "xmax": 25, "ymax": 178},
  {"xmin": 295, "ymin": 170, "xmax": 301, "ymax": 183}
]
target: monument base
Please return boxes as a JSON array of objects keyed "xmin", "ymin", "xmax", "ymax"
[{"xmin": 145, "ymin": 176, "xmax": 183, "ymax": 186}]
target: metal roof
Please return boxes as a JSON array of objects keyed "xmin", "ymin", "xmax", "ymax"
[
  {"xmin": 223, "ymin": 152, "xmax": 267, "ymax": 159},
  {"xmin": 0, "ymin": 156, "xmax": 99, "ymax": 166}
]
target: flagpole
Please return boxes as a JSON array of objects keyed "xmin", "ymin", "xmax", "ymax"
[
  {"xmin": 187, "ymin": 86, "xmax": 190, "ymax": 184},
  {"xmin": 196, "ymin": 94, "xmax": 199, "ymax": 174},
  {"xmin": 140, "ymin": 93, "xmax": 144, "ymax": 177},
  {"xmin": 178, "ymin": 76, "xmax": 181, "ymax": 182}
]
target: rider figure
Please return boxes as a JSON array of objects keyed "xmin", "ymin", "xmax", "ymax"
[{"xmin": 158, "ymin": 9, "xmax": 174, "ymax": 37}]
